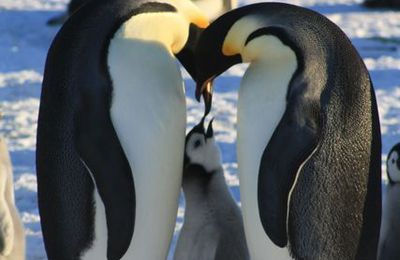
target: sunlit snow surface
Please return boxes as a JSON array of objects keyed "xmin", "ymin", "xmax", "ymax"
[{"xmin": 0, "ymin": 0, "xmax": 399, "ymax": 258}]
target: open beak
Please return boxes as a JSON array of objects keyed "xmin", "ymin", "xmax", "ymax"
[{"xmin": 196, "ymin": 77, "xmax": 214, "ymax": 116}]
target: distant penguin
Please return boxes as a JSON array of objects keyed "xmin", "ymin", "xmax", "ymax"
[
  {"xmin": 194, "ymin": 3, "xmax": 381, "ymax": 259},
  {"xmin": 363, "ymin": 0, "xmax": 400, "ymax": 8},
  {"xmin": 379, "ymin": 143, "xmax": 400, "ymax": 260},
  {"xmin": 37, "ymin": 0, "xmax": 208, "ymax": 259},
  {"xmin": 174, "ymin": 118, "xmax": 249, "ymax": 260},
  {"xmin": 47, "ymin": 0, "xmax": 236, "ymax": 25},
  {"xmin": 0, "ymin": 138, "xmax": 25, "ymax": 260}
]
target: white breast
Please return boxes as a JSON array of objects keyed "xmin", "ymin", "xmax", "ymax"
[
  {"xmin": 81, "ymin": 16, "xmax": 186, "ymax": 260},
  {"xmin": 237, "ymin": 35, "xmax": 297, "ymax": 260}
]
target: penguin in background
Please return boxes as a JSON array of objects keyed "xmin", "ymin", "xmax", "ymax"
[
  {"xmin": 379, "ymin": 143, "xmax": 400, "ymax": 260},
  {"xmin": 47, "ymin": 0, "xmax": 237, "ymax": 25},
  {"xmin": 37, "ymin": 0, "xmax": 209, "ymax": 259},
  {"xmin": 363, "ymin": 0, "xmax": 400, "ymax": 9},
  {"xmin": 0, "ymin": 138, "xmax": 25, "ymax": 260},
  {"xmin": 194, "ymin": 3, "xmax": 381, "ymax": 259},
  {"xmin": 174, "ymin": 118, "xmax": 249, "ymax": 260}
]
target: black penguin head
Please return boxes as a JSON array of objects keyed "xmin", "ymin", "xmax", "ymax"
[
  {"xmin": 184, "ymin": 117, "xmax": 221, "ymax": 175},
  {"xmin": 175, "ymin": 23, "xmax": 205, "ymax": 80},
  {"xmin": 387, "ymin": 143, "xmax": 400, "ymax": 184},
  {"xmin": 194, "ymin": 4, "xmax": 301, "ymax": 114},
  {"xmin": 172, "ymin": 0, "xmax": 210, "ymax": 80},
  {"xmin": 194, "ymin": 9, "xmax": 244, "ymax": 114}
]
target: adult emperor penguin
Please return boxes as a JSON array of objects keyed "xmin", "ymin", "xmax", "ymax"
[
  {"xmin": 379, "ymin": 143, "xmax": 400, "ymax": 260},
  {"xmin": 47, "ymin": 0, "xmax": 236, "ymax": 25},
  {"xmin": 0, "ymin": 138, "xmax": 25, "ymax": 260},
  {"xmin": 36, "ymin": 0, "xmax": 208, "ymax": 259},
  {"xmin": 175, "ymin": 118, "xmax": 249, "ymax": 260},
  {"xmin": 194, "ymin": 3, "xmax": 382, "ymax": 259}
]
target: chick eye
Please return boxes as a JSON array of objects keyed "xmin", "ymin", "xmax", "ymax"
[{"xmin": 194, "ymin": 139, "xmax": 202, "ymax": 149}]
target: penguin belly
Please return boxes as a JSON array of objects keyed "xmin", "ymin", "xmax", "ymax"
[
  {"xmin": 81, "ymin": 39, "xmax": 186, "ymax": 259},
  {"xmin": 237, "ymin": 60, "xmax": 296, "ymax": 260}
]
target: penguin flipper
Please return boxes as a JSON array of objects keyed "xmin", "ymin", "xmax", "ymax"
[
  {"xmin": 75, "ymin": 111, "xmax": 135, "ymax": 260},
  {"xmin": 257, "ymin": 102, "xmax": 319, "ymax": 247}
]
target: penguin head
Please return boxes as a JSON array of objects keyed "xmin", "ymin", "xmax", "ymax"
[
  {"xmin": 184, "ymin": 118, "xmax": 222, "ymax": 174},
  {"xmin": 387, "ymin": 143, "xmax": 400, "ymax": 184},
  {"xmin": 193, "ymin": 10, "xmax": 243, "ymax": 113},
  {"xmin": 194, "ymin": 4, "xmax": 299, "ymax": 112},
  {"xmin": 171, "ymin": 0, "xmax": 210, "ymax": 80},
  {"xmin": 121, "ymin": 0, "xmax": 209, "ymax": 80}
]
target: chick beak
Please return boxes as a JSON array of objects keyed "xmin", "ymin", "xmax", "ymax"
[{"xmin": 196, "ymin": 78, "xmax": 214, "ymax": 116}]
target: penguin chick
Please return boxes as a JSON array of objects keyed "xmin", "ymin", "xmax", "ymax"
[
  {"xmin": 174, "ymin": 119, "xmax": 249, "ymax": 260},
  {"xmin": 0, "ymin": 138, "xmax": 25, "ymax": 260},
  {"xmin": 379, "ymin": 143, "xmax": 400, "ymax": 260}
]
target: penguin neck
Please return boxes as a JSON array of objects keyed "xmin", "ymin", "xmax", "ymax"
[
  {"xmin": 236, "ymin": 36, "xmax": 297, "ymax": 259},
  {"xmin": 183, "ymin": 166, "xmax": 233, "ymax": 221}
]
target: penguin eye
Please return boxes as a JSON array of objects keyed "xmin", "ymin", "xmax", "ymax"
[
  {"xmin": 393, "ymin": 158, "xmax": 396, "ymax": 164},
  {"xmin": 194, "ymin": 139, "xmax": 202, "ymax": 149}
]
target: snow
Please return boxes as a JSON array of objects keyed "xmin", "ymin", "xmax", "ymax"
[{"xmin": 0, "ymin": 0, "xmax": 398, "ymax": 259}]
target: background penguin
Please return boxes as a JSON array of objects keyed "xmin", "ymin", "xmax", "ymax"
[
  {"xmin": 47, "ymin": 0, "xmax": 237, "ymax": 25},
  {"xmin": 37, "ymin": 0, "xmax": 208, "ymax": 259},
  {"xmin": 363, "ymin": 0, "xmax": 400, "ymax": 8},
  {"xmin": 174, "ymin": 118, "xmax": 249, "ymax": 260},
  {"xmin": 194, "ymin": 3, "xmax": 381, "ymax": 259},
  {"xmin": 0, "ymin": 137, "xmax": 25, "ymax": 260},
  {"xmin": 379, "ymin": 143, "xmax": 400, "ymax": 260}
]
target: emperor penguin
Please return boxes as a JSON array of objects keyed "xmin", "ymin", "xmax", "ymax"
[
  {"xmin": 36, "ymin": 0, "xmax": 209, "ymax": 259},
  {"xmin": 47, "ymin": 0, "xmax": 237, "ymax": 25},
  {"xmin": 379, "ymin": 143, "xmax": 400, "ymax": 260},
  {"xmin": 193, "ymin": 3, "xmax": 382, "ymax": 259},
  {"xmin": 0, "ymin": 138, "xmax": 25, "ymax": 260},
  {"xmin": 174, "ymin": 118, "xmax": 249, "ymax": 260}
]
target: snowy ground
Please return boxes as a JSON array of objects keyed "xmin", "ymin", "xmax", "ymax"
[{"xmin": 0, "ymin": 0, "xmax": 399, "ymax": 259}]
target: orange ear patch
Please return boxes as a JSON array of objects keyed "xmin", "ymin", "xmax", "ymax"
[
  {"xmin": 222, "ymin": 43, "xmax": 237, "ymax": 56},
  {"xmin": 194, "ymin": 15, "xmax": 210, "ymax": 28}
]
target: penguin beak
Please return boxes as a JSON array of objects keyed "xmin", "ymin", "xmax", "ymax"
[
  {"xmin": 196, "ymin": 77, "xmax": 214, "ymax": 116},
  {"xmin": 205, "ymin": 118, "xmax": 214, "ymax": 138}
]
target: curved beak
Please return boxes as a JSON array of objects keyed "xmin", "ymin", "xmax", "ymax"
[{"xmin": 196, "ymin": 77, "xmax": 214, "ymax": 116}]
